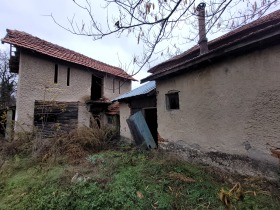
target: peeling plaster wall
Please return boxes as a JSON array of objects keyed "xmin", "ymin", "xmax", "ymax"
[
  {"xmin": 156, "ymin": 45, "xmax": 280, "ymax": 177},
  {"xmin": 119, "ymin": 103, "xmax": 133, "ymax": 142}
]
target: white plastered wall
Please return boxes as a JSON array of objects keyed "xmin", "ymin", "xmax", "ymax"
[
  {"xmin": 156, "ymin": 44, "xmax": 280, "ymax": 165},
  {"xmin": 103, "ymin": 74, "xmax": 131, "ymax": 100},
  {"xmin": 119, "ymin": 102, "xmax": 133, "ymax": 141},
  {"xmin": 15, "ymin": 51, "xmax": 131, "ymax": 132},
  {"xmin": 15, "ymin": 52, "xmax": 92, "ymax": 132}
]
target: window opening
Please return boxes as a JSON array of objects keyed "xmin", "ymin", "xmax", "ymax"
[
  {"xmin": 166, "ymin": 91, "xmax": 180, "ymax": 110},
  {"xmin": 91, "ymin": 75, "xmax": 102, "ymax": 100},
  {"xmin": 54, "ymin": 64, "xmax": 58, "ymax": 83},
  {"xmin": 67, "ymin": 67, "xmax": 70, "ymax": 86},
  {"xmin": 119, "ymin": 80, "xmax": 121, "ymax": 94},
  {"xmin": 113, "ymin": 79, "xmax": 115, "ymax": 93}
]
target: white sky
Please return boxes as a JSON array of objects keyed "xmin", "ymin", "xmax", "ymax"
[
  {"xmin": 0, "ymin": 0, "xmax": 149, "ymax": 88},
  {"xmin": 1, "ymin": 0, "xmax": 279, "ymax": 89}
]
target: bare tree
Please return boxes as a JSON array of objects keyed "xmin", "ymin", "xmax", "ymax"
[
  {"xmin": 51, "ymin": 0, "xmax": 280, "ymax": 75},
  {"xmin": 0, "ymin": 50, "xmax": 17, "ymax": 109}
]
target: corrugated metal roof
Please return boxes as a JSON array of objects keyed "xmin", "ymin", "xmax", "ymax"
[{"xmin": 113, "ymin": 81, "xmax": 155, "ymax": 101}]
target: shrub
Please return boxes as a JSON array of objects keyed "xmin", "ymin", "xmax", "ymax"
[
  {"xmin": 32, "ymin": 126, "xmax": 119, "ymax": 164},
  {"xmin": 0, "ymin": 132, "xmax": 33, "ymax": 159}
]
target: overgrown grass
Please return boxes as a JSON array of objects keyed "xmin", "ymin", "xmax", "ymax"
[
  {"xmin": 31, "ymin": 126, "xmax": 119, "ymax": 164},
  {"xmin": 0, "ymin": 147, "xmax": 279, "ymax": 210}
]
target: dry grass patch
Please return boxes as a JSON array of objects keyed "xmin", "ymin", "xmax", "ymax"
[{"xmin": 32, "ymin": 126, "xmax": 118, "ymax": 164}]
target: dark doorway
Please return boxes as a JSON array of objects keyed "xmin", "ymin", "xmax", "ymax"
[
  {"xmin": 91, "ymin": 75, "xmax": 102, "ymax": 100},
  {"xmin": 144, "ymin": 108, "xmax": 158, "ymax": 145}
]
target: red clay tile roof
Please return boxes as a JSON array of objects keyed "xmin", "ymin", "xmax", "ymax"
[
  {"xmin": 147, "ymin": 9, "xmax": 280, "ymax": 75},
  {"xmin": 1, "ymin": 29, "xmax": 135, "ymax": 80}
]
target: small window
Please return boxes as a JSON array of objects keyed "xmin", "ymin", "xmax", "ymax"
[
  {"xmin": 67, "ymin": 67, "xmax": 70, "ymax": 86},
  {"xmin": 113, "ymin": 79, "xmax": 115, "ymax": 93},
  {"xmin": 166, "ymin": 91, "xmax": 180, "ymax": 110},
  {"xmin": 54, "ymin": 64, "xmax": 58, "ymax": 83},
  {"xmin": 119, "ymin": 80, "xmax": 121, "ymax": 94}
]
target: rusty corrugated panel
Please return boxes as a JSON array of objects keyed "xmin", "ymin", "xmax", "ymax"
[{"xmin": 127, "ymin": 111, "xmax": 157, "ymax": 149}]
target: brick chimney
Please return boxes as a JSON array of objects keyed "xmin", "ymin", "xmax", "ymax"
[{"xmin": 196, "ymin": 3, "xmax": 208, "ymax": 54}]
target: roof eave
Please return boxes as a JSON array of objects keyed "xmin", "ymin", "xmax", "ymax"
[
  {"xmin": 2, "ymin": 38, "xmax": 137, "ymax": 81},
  {"xmin": 142, "ymin": 24, "xmax": 280, "ymax": 83},
  {"xmin": 2, "ymin": 29, "xmax": 135, "ymax": 81}
]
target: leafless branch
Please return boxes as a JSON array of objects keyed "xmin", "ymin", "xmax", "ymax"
[{"xmin": 51, "ymin": 0, "xmax": 280, "ymax": 77}]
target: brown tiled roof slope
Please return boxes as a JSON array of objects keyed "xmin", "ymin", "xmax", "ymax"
[
  {"xmin": 1, "ymin": 29, "xmax": 135, "ymax": 80},
  {"xmin": 148, "ymin": 9, "xmax": 280, "ymax": 74}
]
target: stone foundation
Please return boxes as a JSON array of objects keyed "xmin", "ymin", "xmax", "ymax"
[{"xmin": 160, "ymin": 141, "xmax": 280, "ymax": 181}]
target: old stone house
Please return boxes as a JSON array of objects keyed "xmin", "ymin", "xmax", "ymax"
[
  {"xmin": 1, "ymin": 29, "xmax": 134, "ymax": 136},
  {"xmin": 142, "ymin": 7, "xmax": 280, "ymax": 179}
]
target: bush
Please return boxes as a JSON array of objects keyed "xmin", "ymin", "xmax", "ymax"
[
  {"xmin": 32, "ymin": 126, "xmax": 119, "ymax": 164},
  {"xmin": 0, "ymin": 132, "xmax": 33, "ymax": 159}
]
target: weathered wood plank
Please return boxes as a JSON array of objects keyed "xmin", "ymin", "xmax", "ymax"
[{"xmin": 34, "ymin": 100, "xmax": 78, "ymax": 137}]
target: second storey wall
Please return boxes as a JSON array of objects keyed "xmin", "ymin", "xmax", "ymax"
[
  {"xmin": 15, "ymin": 51, "xmax": 131, "ymax": 132},
  {"xmin": 103, "ymin": 75, "xmax": 131, "ymax": 100},
  {"xmin": 16, "ymin": 52, "xmax": 92, "ymax": 131}
]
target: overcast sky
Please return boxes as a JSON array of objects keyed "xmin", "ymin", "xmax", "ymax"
[
  {"xmin": 1, "ymin": 0, "xmax": 279, "ymax": 89},
  {"xmin": 0, "ymin": 0, "xmax": 150, "ymax": 88}
]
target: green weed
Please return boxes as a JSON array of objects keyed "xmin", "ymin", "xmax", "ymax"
[{"xmin": 0, "ymin": 148, "xmax": 279, "ymax": 210}]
